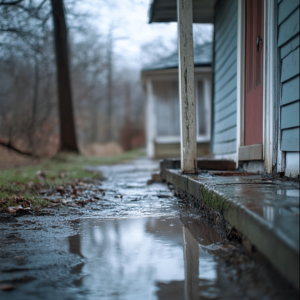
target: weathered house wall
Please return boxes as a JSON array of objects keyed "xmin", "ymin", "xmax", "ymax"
[
  {"xmin": 212, "ymin": 0, "xmax": 238, "ymax": 156},
  {"xmin": 278, "ymin": 0, "xmax": 299, "ymax": 176}
]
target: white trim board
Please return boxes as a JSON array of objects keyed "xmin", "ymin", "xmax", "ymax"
[
  {"xmin": 214, "ymin": 153, "xmax": 237, "ymax": 162},
  {"xmin": 275, "ymin": 1, "xmax": 285, "ymax": 173},
  {"xmin": 236, "ymin": 0, "xmax": 246, "ymax": 168},
  {"xmin": 155, "ymin": 136, "xmax": 210, "ymax": 144},
  {"xmin": 285, "ymin": 152, "xmax": 299, "ymax": 177},
  {"xmin": 141, "ymin": 67, "xmax": 212, "ymax": 80},
  {"xmin": 263, "ymin": 0, "xmax": 277, "ymax": 174}
]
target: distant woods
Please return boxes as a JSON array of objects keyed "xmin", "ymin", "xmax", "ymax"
[{"xmin": 0, "ymin": 0, "xmax": 145, "ymax": 157}]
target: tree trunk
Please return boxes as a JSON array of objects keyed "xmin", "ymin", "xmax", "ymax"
[
  {"xmin": 28, "ymin": 57, "xmax": 39, "ymax": 152},
  {"xmin": 51, "ymin": 0, "xmax": 79, "ymax": 152},
  {"xmin": 106, "ymin": 29, "xmax": 113, "ymax": 141}
]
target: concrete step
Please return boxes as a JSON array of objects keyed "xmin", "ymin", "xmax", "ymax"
[
  {"xmin": 166, "ymin": 168, "xmax": 299, "ymax": 291},
  {"xmin": 160, "ymin": 158, "xmax": 236, "ymax": 180}
]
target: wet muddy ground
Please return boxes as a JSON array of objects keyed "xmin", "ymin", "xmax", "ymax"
[{"xmin": 0, "ymin": 158, "xmax": 298, "ymax": 299}]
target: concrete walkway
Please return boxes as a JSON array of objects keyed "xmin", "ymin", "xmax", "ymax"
[{"xmin": 165, "ymin": 168, "xmax": 299, "ymax": 291}]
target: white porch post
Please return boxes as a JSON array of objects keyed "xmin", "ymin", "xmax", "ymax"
[
  {"xmin": 177, "ymin": 0, "xmax": 197, "ymax": 173},
  {"xmin": 146, "ymin": 79, "xmax": 155, "ymax": 158},
  {"xmin": 204, "ymin": 78, "xmax": 211, "ymax": 139}
]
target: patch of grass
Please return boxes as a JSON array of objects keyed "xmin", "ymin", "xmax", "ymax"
[
  {"xmin": 0, "ymin": 188, "xmax": 48, "ymax": 210},
  {"xmin": 31, "ymin": 198, "xmax": 50, "ymax": 208},
  {"xmin": 0, "ymin": 148, "xmax": 144, "ymax": 209}
]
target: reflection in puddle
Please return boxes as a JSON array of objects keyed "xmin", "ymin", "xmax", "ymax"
[
  {"xmin": 277, "ymin": 189, "xmax": 299, "ymax": 197},
  {"xmin": 68, "ymin": 217, "xmax": 222, "ymax": 299}
]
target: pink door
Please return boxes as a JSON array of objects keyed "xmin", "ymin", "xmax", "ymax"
[{"xmin": 244, "ymin": 0, "xmax": 264, "ymax": 146}]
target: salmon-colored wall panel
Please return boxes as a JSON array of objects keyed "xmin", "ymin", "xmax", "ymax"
[{"xmin": 244, "ymin": 0, "xmax": 264, "ymax": 146}]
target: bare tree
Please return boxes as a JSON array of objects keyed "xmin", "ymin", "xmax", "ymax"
[
  {"xmin": 106, "ymin": 26, "xmax": 113, "ymax": 141},
  {"xmin": 51, "ymin": 0, "xmax": 78, "ymax": 152},
  {"xmin": 0, "ymin": 0, "xmax": 147, "ymax": 157}
]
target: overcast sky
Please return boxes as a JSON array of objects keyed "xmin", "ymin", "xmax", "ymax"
[{"xmin": 80, "ymin": 0, "xmax": 213, "ymax": 69}]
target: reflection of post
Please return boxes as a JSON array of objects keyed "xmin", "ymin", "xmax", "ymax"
[
  {"xmin": 183, "ymin": 226, "xmax": 199, "ymax": 300},
  {"xmin": 68, "ymin": 234, "xmax": 84, "ymax": 286}
]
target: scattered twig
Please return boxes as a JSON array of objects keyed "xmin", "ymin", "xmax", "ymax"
[{"xmin": 0, "ymin": 139, "xmax": 39, "ymax": 158}]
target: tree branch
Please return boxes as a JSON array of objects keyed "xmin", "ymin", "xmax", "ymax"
[
  {"xmin": 0, "ymin": 0, "xmax": 24, "ymax": 5},
  {"xmin": 0, "ymin": 139, "xmax": 39, "ymax": 158}
]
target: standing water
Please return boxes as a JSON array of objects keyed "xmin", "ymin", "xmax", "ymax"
[
  {"xmin": 67, "ymin": 216, "xmax": 221, "ymax": 300},
  {"xmin": 0, "ymin": 158, "xmax": 297, "ymax": 299}
]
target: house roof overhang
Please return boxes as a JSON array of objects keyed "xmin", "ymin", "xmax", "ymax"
[
  {"xmin": 142, "ymin": 42, "xmax": 212, "ymax": 72},
  {"xmin": 141, "ymin": 66, "xmax": 212, "ymax": 91},
  {"xmin": 148, "ymin": 0, "xmax": 216, "ymax": 24}
]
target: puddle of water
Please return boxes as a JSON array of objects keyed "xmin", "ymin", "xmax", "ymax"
[
  {"xmin": 67, "ymin": 217, "xmax": 222, "ymax": 300},
  {"xmin": 1, "ymin": 218, "xmax": 296, "ymax": 300},
  {"xmin": 277, "ymin": 189, "xmax": 299, "ymax": 198}
]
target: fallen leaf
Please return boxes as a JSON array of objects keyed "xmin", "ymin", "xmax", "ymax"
[
  {"xmin": 76, "ymin": 200, "xmax": 86, "ymax": 206},
  {"xmin": 56, "ymin": 186, "xmax": 65, "ymax": 195},
  {"xmin": 217, "ymin": 244, "xmax": 236, "ymax": 251},
  {"xmin": 21, "ymin": 201, "xmax": 31, "ymax": 208},
  {"xmin": 14, "ymin": 195, "xmax": 24, "ymax": 201},
  {"xmin": 59, "ymin": 172, "xmax": 66, "ymax": 179},
  {"xmin": 51, "ymin": 199, "xmax": 60, "ymax": 203},
  {"xmin": 1, "ymin": 285, "xmax": 16, "ymax": 291},
  {"xmin": 38, "ymin": 190, "xmax": 47, "ymax": 195},
  {"xmin": 7, "ymin": 206, "xmax": 22, "ymax": 215},
  {"xmin": 13, "ymin": 182, "xmax": 25, "ymax": 188},
  {"xmin": 27, "ymin": 181, "xmax": 34, "ymax": 188},
  {"xmin": 151, "ymin": 173, "xmax": 162, "ymax": 182},
  {"xmin": 14, "ymin": 256, "xmax": 24, "ymax": 260},
  {"xmin": 36, "ymin": 170, "xmax": 47, "ymax": 178}
]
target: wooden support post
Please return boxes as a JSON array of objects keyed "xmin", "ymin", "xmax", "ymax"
[
  {"xmin": 177, "ymin": 0, "xmax": 197, "ymax": 173},
  {"xmin": 146, "ymin": 80, "xmax": 155, "ymax": 158}
]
